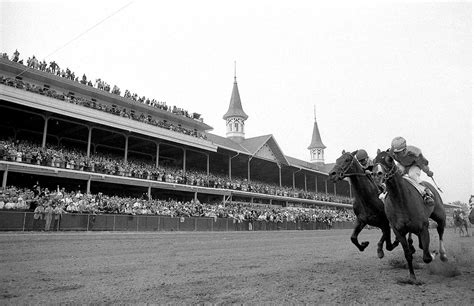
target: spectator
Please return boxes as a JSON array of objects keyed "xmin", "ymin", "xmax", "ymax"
[
  {"xmin": 33, "ymin": 204, "xmax": 44, "ymax": 231},
  {"xmin": 44, "ymin": 201, "xmax": 54, "ymax": 231}
]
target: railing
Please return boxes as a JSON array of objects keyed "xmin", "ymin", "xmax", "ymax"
[{"xmin": 0, "ymin": 211, "xmax": 355, "ymax": 232}]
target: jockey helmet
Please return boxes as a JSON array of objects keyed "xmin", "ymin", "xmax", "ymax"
[
  {"xmin": 355, "ymin": 149, "xmax": 368, "ymax": 162},
  {"xmin": 391, "ymin": 136, "xmax": 406, "ymax": 153}
]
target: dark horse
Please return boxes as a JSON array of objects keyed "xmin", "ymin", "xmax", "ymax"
[
  {"xmin": 453, "ymin": 209, "xmax": 469, "ymax": 237},
  {"xmin": 373, "ymin": 150, "xmax": 448, "ymax": 282},
  {"xmin": 329, "ymin": 151, "xmax": 398, "ymax": 259}
]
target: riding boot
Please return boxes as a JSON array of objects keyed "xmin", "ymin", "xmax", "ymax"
[{"xmin": 423, "ymin": 188, "xmax": 435, "ymax": 206}]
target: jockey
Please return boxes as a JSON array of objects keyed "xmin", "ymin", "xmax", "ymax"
[
  {"xmin": 357, "ymin": 149, "xmax": 386, "ymax": 194},
  {"xmin": 355, "ymin": 149, "xmax": 373, "ymax": 173},
  {"xmin": 390, "ymin": 136, "xmax": 435, "ymax": 205}
]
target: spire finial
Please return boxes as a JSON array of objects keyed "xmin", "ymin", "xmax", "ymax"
[
  {"xmin": 234, "ymin": 61, "xmax": 237, "ymax": 82},
  {"xmin": 314, "ymin": 105, "xmax": 316, "ymax": 121}
]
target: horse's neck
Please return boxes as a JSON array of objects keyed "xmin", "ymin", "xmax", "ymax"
[
  {"xmin": 350, "ymin": 175, "xmax": 378, "ymax": 202},
  {"xmin": 386, "ymin": 175, "xmax": 410, "ymax": 207}
]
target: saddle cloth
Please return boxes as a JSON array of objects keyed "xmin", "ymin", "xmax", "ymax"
[{"xmin": 402, "ymin": 174, "xmax": 426, "ymax": 195}]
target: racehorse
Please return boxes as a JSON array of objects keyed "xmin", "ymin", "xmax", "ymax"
[
  {"xmin": 453, "ymin": 209, "xmax": 469, "ymax": 237},
  {"xmin": 373, "ymin": 150, "xmax": 448, "ymax": 283},
  {"xmin": 329, "ymin": 150, "xmax": 398, "ymax": 259}
]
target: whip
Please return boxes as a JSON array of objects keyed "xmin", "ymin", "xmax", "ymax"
[{"xmin": 431, "ymin": 176, "xmax": 443, "ymax": 193}]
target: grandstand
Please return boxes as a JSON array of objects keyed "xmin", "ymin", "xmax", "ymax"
[{"xmin": 0, "ymin": 53, "xmax": 353, "ymax": 215}]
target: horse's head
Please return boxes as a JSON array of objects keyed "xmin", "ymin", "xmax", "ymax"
[
  {"xmin": 328, "ymin": 150, "xmax": 363, "ymax": 183},
  {"xmin": 373, "ymin": 149, "xmax": 398, "ymax": 186}
]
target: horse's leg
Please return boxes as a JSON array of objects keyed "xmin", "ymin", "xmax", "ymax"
[
  {"xmin": 407, "ymin": 233, "xmax": 416, "ymax": 254},
  {"xmin": 394, "ymin": 228, "xmax": 417, "ymax": 281},
  {"xmin": 350, "ymin": 219, "xmax": 369, "ymax": 252},
  {"xmin": 430, "ymin": 207, "xmax": 448, "ymax": 262},
  {"xmin": 381, "ymin": 225, "xmax": 399, "ymax": 252},
  {"xmin": 419, "ymin": 225, "xmax": 434, "ymax": 264},
  {"xmin": 376, "ymin": 232, "xmax": 385, "ymax": 259}
]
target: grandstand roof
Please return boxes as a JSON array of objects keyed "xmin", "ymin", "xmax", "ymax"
[
  {"xmin": 241, "ymin": 135, "xmax": 290, "ymax": 166},
  {"xmin": 206, "ymin": 132, "xmax": 336, "ymax": 173},
  {"xmin": 222, "ymin": 77, "xmax": 248, "ymax": 120},
  {"xmin": 285, "ymin": 155, "xmax": 335, "ymax": 174}
]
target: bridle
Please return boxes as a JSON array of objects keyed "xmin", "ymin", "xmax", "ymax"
[
  {"xmin": 373, "ymin": 156, "xmax": 399, "ymax": 184},
  {"xmin": 336, "ymin": 153, "xmax": 368, "ymax": 179}
]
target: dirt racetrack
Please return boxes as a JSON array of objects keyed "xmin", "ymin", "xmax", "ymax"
[{"xmin": 0, "ymin": 228, "xmax": 473, "ymax": 304}]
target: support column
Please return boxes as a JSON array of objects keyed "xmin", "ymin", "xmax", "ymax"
[
  {"xmin": 148, "ymin": 186, "xmax": 152, "ymax": 200},
  {"xmin": 2, "ymin": 165, "xmax": 8, "ymax": 189},
  {"xmin": 86, "ymin": 126, "xmax": 92, "ymax": 157},
  {"xmin": 315, "ymin": 175, "xmax": 318, "ymax": 193},
  {"xmin": 334, "ymin": 182, "xmax": 337, "ymax": 195},
  {"xmin": 183, "ymin": 148, "xmax": 186, "ymax": 173},
  {"xmin": 228, "ymin": 155, "xmax": 232, "ymax": 179},
  {"xmin": 247, "ymin": 157, "xmax": 252, "ymax": 182},
  {"xmin": 42, "ymin": 116, "xmax": 49, "ymax": 148},
  {"xmin": 278, "ymin": 164, "xmax": 282, "ymax": 187},
  {"xmin": 325, "ymin": 179, "xmax": 328, "ymax": 194},
  {"xmin": 292, "ymin": 172, "xmax": 295, "ymax": 189},
  {"xmin": 206, "ymin": 154, "xmax": 210, "ymax": 176},
  {"xmin": 349, "ymin": 181, "xmax": 352, "ymax": 198},
  {"xmin": 155, "ymin": 142, "xmax": 160, "ymax": 167},
  {"xmin": 86, "ymin": 177, "xmax": 91, "ymax": 194},
  {"xmin": 304, "ymin": 173, "xmax": 307, "ymax": 192},
  {"xmin": 124, "ymin": 135, "xmax": 129, "ymax": 163},
  {"xmin": 194, "ymin": 191, "xmax": 198, "ymax": 202}
]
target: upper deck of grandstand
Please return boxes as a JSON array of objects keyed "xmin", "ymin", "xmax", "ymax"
[{"xmin": 0, "ymin": 57, "xmax": 213, "ymax": 131}]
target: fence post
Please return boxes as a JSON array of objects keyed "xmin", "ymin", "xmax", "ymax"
[
  {"xmin": 113, "ymin": 215, "xmax": 116, "ymax": 231},
  {"xmin": 137, "ymin": 216, "xmax": 139, "ymax": 232},
  {"xmin": 86, "ymin": 214, "xmax": 89, "ymax": 231},
  {"xmin": 211, "ymin": 218, "xmax": 213, "ymax": 232},
  {"xmin": 226, "ymin": 219, "xmax": 229, "ymax": 231},
  {"xmin": 194, "ymin": 218, "xmax": 197, "ymax": 231},
  {"xmin": 157, "ymin": 216, "xmax": 160, "ymax": 231},
  {"xmin": 22, "ymin": 212, "xmax": 26, "ymax": 231}
]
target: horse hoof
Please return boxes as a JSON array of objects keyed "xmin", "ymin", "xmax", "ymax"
[
  {"xmin": 377, "ymin": 250, "xmax": 384, "ymax": 259},
  {"xmin": 440, "ymin": 254, "xmax": 448, "ymax": 262},
  {"xmin": 358, "ymin": 241, "xmax": 369, "ymax": 251},
  {"xmin": 396, "ymin": 277, "xmax": 423, "ymax": 286}
]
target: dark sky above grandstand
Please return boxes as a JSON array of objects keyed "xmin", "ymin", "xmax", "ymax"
[{"xmin": 1, "ymin": 0, "xmax": 471, "ymax": 203}]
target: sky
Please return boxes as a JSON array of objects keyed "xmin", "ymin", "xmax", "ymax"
[{"xmin": 1, "ymin": 0, "xmax": 472, "ymax": 203}]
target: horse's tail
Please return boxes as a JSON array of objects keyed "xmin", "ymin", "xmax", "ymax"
[{"xmin": 420, "ymin": 181, "xmax": 446, "ymax": 222}]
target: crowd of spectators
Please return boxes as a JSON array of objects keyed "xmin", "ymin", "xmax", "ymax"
[
  {"xmin": 1, "ymin": 50, "xmax": 203, "ymax": 121},
  {"xmin": 0, "ymin": 185, "xmax": 356, "ymax": 227},
  {"xmin": 0, "ymin": 74, "xmax": 207, "ymax": 140},
  {"xmin": 0, "ymin": 139, "xmax": 353, "ymax": 204}
]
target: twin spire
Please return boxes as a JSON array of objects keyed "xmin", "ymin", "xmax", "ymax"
[
  {"xmin": 223, "ymin": 61, "xmax": 248, "ymax": 120},
  {"xmin": 223, "ymin": 63, "xmax": 325, "ymax": 163},
  {"xmin": 223, "ymin": 62, "xmax": 248, "ymax": 142},
  {"xmin": 308, "ymin": 106, "xmax": 326, "ymax": 164}
]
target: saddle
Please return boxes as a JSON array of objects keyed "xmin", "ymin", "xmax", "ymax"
[{"xmin": 402, "ymin": 175, "xmax": 426, "ymax": 195}]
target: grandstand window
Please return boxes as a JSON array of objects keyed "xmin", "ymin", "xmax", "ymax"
[{"xmin": 235, "ymin": 122, "xmax": 239, "ymax": 131}]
